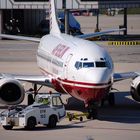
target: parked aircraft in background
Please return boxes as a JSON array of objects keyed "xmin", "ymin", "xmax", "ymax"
[
  {"xmin": 0, "ymin": 0, "xmax": 139, "ymax": 119},
  {"xmin": 106, "ymin": 8, "xmax": 123, "ymax": 16}
]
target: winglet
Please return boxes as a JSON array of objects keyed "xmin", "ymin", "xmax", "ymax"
[{"xmin": 49, "ymin": 0, "xmax": 61, "ymax": 35}]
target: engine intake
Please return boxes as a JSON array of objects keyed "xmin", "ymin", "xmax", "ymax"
[
  {"xmin": 131, "ymin": 76, "xmax": 140, "ymax": 102},
  {"xmin": 0, "ymin": 78, "xmax": 25, "ymax": 105}
]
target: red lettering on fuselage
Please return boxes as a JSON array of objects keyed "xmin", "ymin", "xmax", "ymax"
[{"xmin": 52, "ymin": 44, "xmax": 69, "ymax": 58}]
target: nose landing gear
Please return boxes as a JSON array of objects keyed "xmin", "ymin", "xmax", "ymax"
[
  {"xmin": 86, "ymin": 101, "xmax": 98, "ymax": 120},
  {"xmin": 101, "ymin": 92, "xmax": 115, "ymax": 107},
  {"xmin": 85, "ymin": 92, "xmax": 115, "ymax": 120}
]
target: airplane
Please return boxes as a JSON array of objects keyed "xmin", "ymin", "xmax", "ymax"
[{"xmin": 0, "ymin": 0, "xmax": 140, "ymax": 119}]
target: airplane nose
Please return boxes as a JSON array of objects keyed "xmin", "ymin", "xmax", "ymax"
[{"xmin": 85, "ymin": 69, "xmax": 110, "ymax": 84}]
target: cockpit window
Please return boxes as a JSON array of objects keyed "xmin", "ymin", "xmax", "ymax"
[
  {"xmin": 95, "ymin": 61, "xmax": 106, "ymax": 67},
  {"xmin": 83, "ymin": 62, "xmax": 94, "ymax": 68},
  {"xmin": 75, "ymin": 60, "xmax": 110, "ymax": 70},
  {"xmin": 75, "ymin": 61, "xmax": 82, "ymax": 69},
  {"xmin": 75, "ymin": 61, "xmax": 94, "ymax": 69}
]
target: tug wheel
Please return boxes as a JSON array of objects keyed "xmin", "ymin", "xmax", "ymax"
[
  {"xmin": 25, "ymin": 117, "xmax": 36, "ymax": 130},
  {"xmin": 3, "ymin": 125, "xmax": 13, "ymax": 130},
  {"xmin": 80, "ymin": 117, "xmax": 83, "ymax": 122},
  {"xmin": 48, "ymin": 116, "xmax": 57, "ymax": 128}
]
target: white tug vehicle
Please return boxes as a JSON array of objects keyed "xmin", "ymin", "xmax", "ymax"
[{"xmin": 0, "ymin": 93, "xmax": 66, "ymax": 130}]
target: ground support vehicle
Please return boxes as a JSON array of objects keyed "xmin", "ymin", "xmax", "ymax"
[{"xmin": 0, "ymin": 93, "xmax": 66, "ymax": 130}]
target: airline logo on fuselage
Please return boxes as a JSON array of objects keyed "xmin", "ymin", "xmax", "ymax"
[{"xmin": 52, "ymin": 44, "xmax": 70, "ymax": 58}]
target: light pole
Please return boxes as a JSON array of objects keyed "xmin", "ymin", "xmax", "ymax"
[{"xmin": 63, "ymin": 0, "xmax": 69, "ymax": 34}]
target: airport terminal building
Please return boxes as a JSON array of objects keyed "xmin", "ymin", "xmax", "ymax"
[{"xmin": 0, "ymin": 0, "xmax": 140, "ymax": 35}]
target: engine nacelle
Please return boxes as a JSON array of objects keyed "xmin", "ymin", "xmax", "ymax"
[
  {"xmin": 131, "ymin": 76, "xmax": 140, "ymax": 102},
  {"xmin": 0, "ymin": 78, "xmax": 25, "ymax": 105}
]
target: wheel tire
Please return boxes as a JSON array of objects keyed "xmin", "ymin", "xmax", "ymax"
[
  {"xmin": 48, "ymin": 116, "xmax": 57, "ymax": 129},
  {"xmin": 108, "ymin": 93, "xmax": 115, "ymax": 106},
  {"xmin": 69, "ymin": 117, "xmax": 72, "ymax": 121},
  {"xmin": 101, "ymin": 99, "xmax": 105, "ymax": 107},
  {"xmin": 98, "ymin": 100, "xmax": 105, "ymax": 108},
  {"xmin": 3, "ymin": 125, "xmax": 13, "ymax": 130},
  {"xmin": 87, "ymin": 106, "xmax": 98, "ymax": 120},
  {"xmin": 91, "ymin": 109, "xmax": 98, "ymax": 120},
  {"xmin": 25, "ymin": 117, "xmax": 36, "ymax": 130},
  {"xmin": 80, "ymin": 117, "xmax": 83, "ymax": 122}
]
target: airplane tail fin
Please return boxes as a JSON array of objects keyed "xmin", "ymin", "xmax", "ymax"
[{"xmin": 49, "ymin": 0, "xmax": 61, "ymax": 35}]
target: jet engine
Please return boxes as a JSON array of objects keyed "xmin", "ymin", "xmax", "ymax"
[
  {"xmin": 0, "ymin": 78, "xmax": 25, "ymax": 105},
  {"xmin": 130, "ymin": 76, "xmax": 140, "ymax": 102}
]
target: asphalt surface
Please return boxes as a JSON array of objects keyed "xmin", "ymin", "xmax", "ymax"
[
  {"xmin": 0, "ymin": 12, "xmax": 140, "ymax": 139},
  {"xmin": 0, "ymin": 39, "xmax": 140, "ymax": 140}
]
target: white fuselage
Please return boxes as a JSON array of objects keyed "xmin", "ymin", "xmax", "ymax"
[{"xmin": 37, "ymin": 33, "xmax": 114, "ymax": 105}]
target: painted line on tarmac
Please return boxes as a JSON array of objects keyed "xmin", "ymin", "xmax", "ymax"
[{"xmin": 108, "ymin": 41, "xmax": 140, "ymax": 46}]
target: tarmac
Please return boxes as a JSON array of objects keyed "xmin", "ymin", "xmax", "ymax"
[
  {"xmin": 76, "ymin": 14, "xmax": 140, "ymax": 34},
  {"xmin": 0, "ymin": 15, "xmax": 140, "ymax": 140}
]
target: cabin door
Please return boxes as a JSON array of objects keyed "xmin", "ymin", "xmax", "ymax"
[{"xmin": 64, "ymin": 54, "xmax": 73, "ymax": 79}]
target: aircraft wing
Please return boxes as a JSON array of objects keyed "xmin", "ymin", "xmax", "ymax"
[
  {"xmin": 0, "ymin": 73, "xmax": 53, "ymax": 87},
  {"xmin": 0, "ymin": 34, "xmax": 40, "ymax": 42},
  {"xmin": 76, "ymin": 28, "xmax": 125, "ymax": 39},
  {"xmin": 0, "ymin": 28, "xmax": 125, "ymax": 41},
  {"xmin": 113, "ymin": 72, "xmax": 140, "ymax": 82}
]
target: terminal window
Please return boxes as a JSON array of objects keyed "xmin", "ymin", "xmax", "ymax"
[
  {"xmin": 80, "ymin": 0, "xmax": 133, "ymax": 1},
  {"xmin": 14, "ymin": 0, "xmax": 49, "ymax": 2}
]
